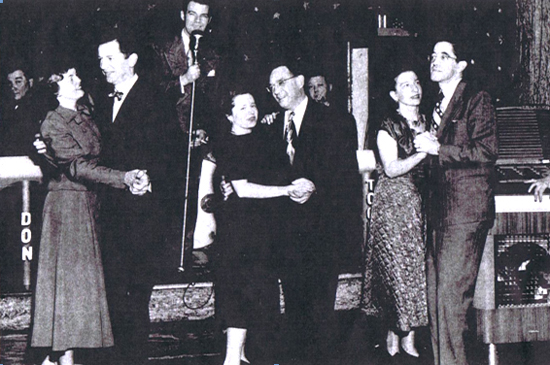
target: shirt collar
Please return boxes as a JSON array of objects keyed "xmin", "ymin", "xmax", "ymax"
[
  {"xmin": 181, "ymin": 29, "xmax": 191, "ymax": 52},
  {"xmin": 290, "ymin": 95, "xmax": 308, "ymax": 120},
  {"xmin": 286, "ymin": 96, "xmax": 308, "ymax": 135},
  {"xmin": 439, "ymin": 78, "xmax": 462, "ymax": 101},
  {"xmin": 114, "ymin": 74, "xmax": 139, "ymax": 97}
]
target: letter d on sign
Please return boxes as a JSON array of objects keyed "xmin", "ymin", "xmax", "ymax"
[{"xmin": 21, "ymin": 212, "xmax": 31, "ymax": 226}]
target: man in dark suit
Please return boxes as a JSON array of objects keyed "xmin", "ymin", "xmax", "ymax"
[
  {"xmin": 96, "ymin": 29, "xmax": 183, "ymax": 365},
  {"xmin": 307, "ymin": 72, "xmax": 332, "ymax": 107},
  {"xmin": 414, "ymin": 40, "xmax": 498, "ymax": 365},
  {"xmin": 154, "ymin": 0, "xmax": 221, "ymax": 261},
  {"xmin": 155, "ymin": 0, "xmax": 220, "ymax": 139},
  {"xmin": 0, "ymin": 64, "xmax": 49, "ymax": 293},
  {"xmin": 266, "ymin": 62, "xmax": 361, "ymax": 363},
  {"xmin": 306, "ymin": 69, "xmax": 363, "ymax": 273}
]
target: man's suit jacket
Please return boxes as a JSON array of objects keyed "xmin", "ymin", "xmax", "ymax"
[
  {"xmin": 324, "ymin": 105, "xmax": 363, "ymax": 269},
  {"xmin": 0, "ymin": 90, "xmax": 49, "ymax": 157},
  {"xmin": 96, "ymin": 77, "xmax": 184, "ymax": 283},
  {"xmin": 155, "ymin": 34, "xmax": 221, "ymax": 135},
  {"xmin": 429, "ymin": 81, "xmax": 498, "ymax": 228},
  {"xmin": 266, "ymin": 100, "xmax": 330, "ymax": 224},
  {"xmin": 266, "ymin": 99, "xmax": 362, "ymax": 254}
]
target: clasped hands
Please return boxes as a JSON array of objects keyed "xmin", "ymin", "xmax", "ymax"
[
  {"xmin": 124, "ymin": 169, "xmax": 152, "ymax": 196},
  {"xmin": 413, "ymin": 132, "xmax": 440, "ymax": 155},
  {"xmin": 34, "ymin": 135, "xmax": 151, "ymax": 196},
  {"xmin": 288, "ymin": 178, "xmax": 315, "ymax": 204},
  {"xmin": 219, "ymin": 177, "xmax": 316, "ymax": 204}
]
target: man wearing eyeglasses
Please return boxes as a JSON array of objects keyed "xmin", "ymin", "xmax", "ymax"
[
  {"xmin": 414, "ymin": 40, "xmax": 498, "ymax": 365},
  {"xmin": 265, "ymin": 62, "xmax": 361, "ymax": 363}
]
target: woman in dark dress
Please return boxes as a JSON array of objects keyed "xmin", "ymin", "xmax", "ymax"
[
  {"xmin": 31, "ymin": 63, "xmax": 148, "ymax": 365},
  {"xmin": 195, "ymin": 86, "xmax": 313, "ymax": 365},
  {"xmin": 361, "ymin": 69, "xmax": 429, "ymax": 358}
]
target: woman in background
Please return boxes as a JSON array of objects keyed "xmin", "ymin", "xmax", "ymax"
[
  {"xmin": 31, "ymin": 60, "xmax": 148, "ymax": 365},
  {"xmin": 361, "ymin": 68, "xmax": 429, "ymax": 359}
]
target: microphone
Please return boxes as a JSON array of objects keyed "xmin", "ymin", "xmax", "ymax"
[{"xmin": 190, "ymin": 30, "xmax": 205, "ymax": 65}]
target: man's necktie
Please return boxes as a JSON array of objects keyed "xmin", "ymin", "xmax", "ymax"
[
  {"xmin": 108, "ymin": 90, "xmax": 124, "ymax": 101},
  {"xmin": 432, "ymin": 91, "xmax": 444, "ymax": 131},
  {"xmin": 285, "ymin": 112, "xmax": 296, "ymax": 165}
]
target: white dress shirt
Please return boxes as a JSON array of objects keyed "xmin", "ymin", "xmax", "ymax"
[
  {"xmin": 179, "ymin": 30, "xmax": 194, "ymax": 94},
  {"xmin": 284, "ymin": 96, "xmax": 308, "ymax": 137},
  {"xmin": 112, "ymin": 74, "xmax": 139, "ymax": 122},
  {"xmin": 433, "ymin": 78, "xmax": 461, "ymax": 126}
]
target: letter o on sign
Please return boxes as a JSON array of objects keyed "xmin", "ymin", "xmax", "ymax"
[{"xmin": 21, "ymin": 228, "xmax": 32, "ymax": 244}]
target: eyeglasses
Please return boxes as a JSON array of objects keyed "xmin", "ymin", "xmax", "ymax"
[
  {"xmin": 267, "ymin": 75, "xmax": 296, "ymax": 93},
  {"xmin": 429, "ymin": 53, "xmax": 457, "ymax": 63}
]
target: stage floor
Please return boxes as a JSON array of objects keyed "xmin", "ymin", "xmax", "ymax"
[{"xmin": 2, "ymin": 276, "xmax": 550, "ymax": 364}]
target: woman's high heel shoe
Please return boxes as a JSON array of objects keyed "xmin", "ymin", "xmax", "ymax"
[
  {"xmin": 386, "ymin": 330, "xmax": 400, "ymax": 356},
  {"xmin": 401, "ymin": 330, "xmax": 420, "ymax": 358}
]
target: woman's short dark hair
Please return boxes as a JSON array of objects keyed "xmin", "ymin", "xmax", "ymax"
[
  {"xmin": 384, "ymin": 62, "xmax": 420, "ymax": 96},
  {"xmin": 220, "ymin": 77, "xmax": 259, "ymax": 116},
  {"xmin": 45, "ymin": 54, "xmax": 79, "ymax": 95},
  {"xmin": 220, "ymin": 87, "xmax": 252, "ymax": 116}
]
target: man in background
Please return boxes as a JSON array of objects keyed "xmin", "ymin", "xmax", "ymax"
[
  {"xmin": 154, "ymin": 1, "xmax": 222, "ymax": 264},
  {"xmin": 307, "ymin": 71, "xmax": 332, "ymax": 107},
  {"xmin": 307, "ymin": 69, "xmax": 363, "ymax": 274},
  {"xmin": 1, "ymin": 64, "xmax": 51, "ymax": 156},
  {"xmin": 155, "ymin": 0, "xmax": 221, "ymax": 139},
  {"xmin": 0, "ymin": 63, "xmax": 49, "ymax": 294}
]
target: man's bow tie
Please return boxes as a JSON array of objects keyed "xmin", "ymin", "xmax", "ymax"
[{"xmin": 108, "ymin": 90, "xmax": 124, "ymax": 101}]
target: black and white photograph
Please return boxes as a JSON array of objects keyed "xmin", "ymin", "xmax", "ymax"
[{"xmin": 1, "ymin": 0, "xmax": 550, "ymax": 364}]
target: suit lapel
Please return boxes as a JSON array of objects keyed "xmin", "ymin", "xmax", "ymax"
[
  {"xmin": 270, "ymin": 101, "xmax": 315, "ymax": 165},
  {"xmin": 299, "ymin": 102, "xmax": 313, "ymax": 138},
  {"xmin": 113, "ymin": 79, "xmax": 141, "ymax": 124},
  {"xmin": 165, "ymin": 36, "xmax": 188, "ymax": 76},
  {"xmin": 437, "ymin": 81, "xmax": 466, "ymax": 139},
  {"xmin": 275, "ymin": 110, "xmax": 288, "ymax": 147}
]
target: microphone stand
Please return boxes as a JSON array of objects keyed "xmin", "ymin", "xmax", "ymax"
[{"xmin": 179, "ymin": 35, "xmax": 202, "ymax": 273}]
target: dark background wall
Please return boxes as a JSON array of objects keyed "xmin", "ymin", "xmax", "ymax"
[
  {"xmin": 3, "ymin": 0, "xmax": 549, "ymax": 287},
  {"xmin": 0, "ymin": 0, "xmax": 519, "ymax": 110}
]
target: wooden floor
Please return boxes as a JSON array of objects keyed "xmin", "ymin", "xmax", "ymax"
[
  {"xmin": 2, "ymin": 276, "xmax": 550, "ymax": 365},
  {"xmin": 3, "ymin": 310, "xmax": 550, "ymax": 365}
]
